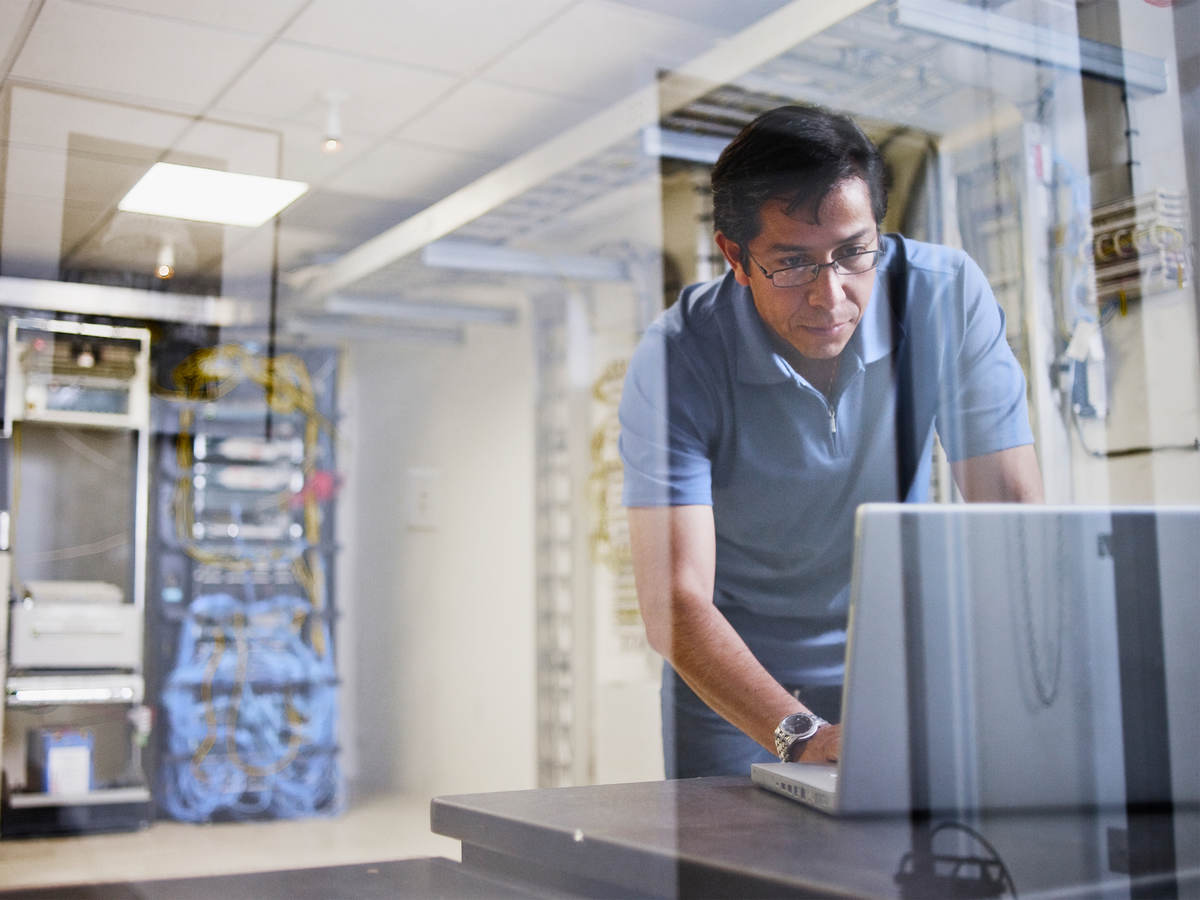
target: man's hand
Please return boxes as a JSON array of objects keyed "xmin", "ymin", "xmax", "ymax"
[{"xmin": 796, "ymin": 723, "xmax": 841, "ymax": 764}]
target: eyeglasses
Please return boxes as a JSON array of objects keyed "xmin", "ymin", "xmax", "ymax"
[{"xmin": 747, "ymin": 240, "xmax": 882, "ymax": 288}]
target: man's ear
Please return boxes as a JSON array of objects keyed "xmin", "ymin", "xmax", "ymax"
[{"xmin": 715, "ymin": 232, "xmax": 752, "ymax": 287}]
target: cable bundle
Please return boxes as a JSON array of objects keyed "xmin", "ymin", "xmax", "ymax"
[{"xmin": 160, "ymin": 592, "xmax": 338, "ymax": 821}]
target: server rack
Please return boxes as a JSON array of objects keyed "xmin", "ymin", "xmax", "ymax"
[
  {"xmin": 146, "ymin": 340, "xmax": 342, "ymax": 822},
  {"xmin": 0, "ymin": 316, "xmax": 153, "ymax": 836}
]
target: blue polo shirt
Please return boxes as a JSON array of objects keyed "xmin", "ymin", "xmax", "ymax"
[{"xmin": 619, "ymin": 234, "xmax": 1033, "ymax": 685}]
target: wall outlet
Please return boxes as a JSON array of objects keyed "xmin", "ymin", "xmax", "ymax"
[{"xmin": 406, "ymin": 467, "xmax": 439, "ymax": 531}]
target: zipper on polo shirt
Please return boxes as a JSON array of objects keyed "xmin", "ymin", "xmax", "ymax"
[{"xmin": 828, "ymin": 405, "xmax": 837, "ymax": 436}]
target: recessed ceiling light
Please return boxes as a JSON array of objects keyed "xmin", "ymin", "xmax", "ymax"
[
  {"xmin": 155, "ymin": 243, "xmax": 175, "ymax": 279},
  {"xmin": 322, "ymin": 89, "xmax": 346, "ymax": 154},
  {"xmin": 119, "ymin": 162, "xmax": 308, "ymax": 227}
]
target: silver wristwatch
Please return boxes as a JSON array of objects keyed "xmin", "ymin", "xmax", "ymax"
[{"xmin": 773, "ymin": 711, "xmax": 829, "ymax": 762}]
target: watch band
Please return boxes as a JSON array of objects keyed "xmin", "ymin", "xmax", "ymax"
[{"xmin": 773, "ymin": 711, "xmax": 829, "ymax": 762}]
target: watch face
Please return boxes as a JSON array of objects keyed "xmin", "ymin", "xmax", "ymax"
[{"xmin": 781, "ymin": 713, "xmax": 817, "ymax": 737}]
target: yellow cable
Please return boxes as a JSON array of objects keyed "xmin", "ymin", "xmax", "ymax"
[{"xmin": 191, "ymin": 624, "xmax": 227, "ymax": 779}]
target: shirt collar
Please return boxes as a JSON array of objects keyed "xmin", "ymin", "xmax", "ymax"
[
  {"xmin": 856, "ymin": 233, "xmax": 904, "ymax": 365},
  {"xmin": 731, "ymin": 234, "xmax": 903, "ymax": 385}
]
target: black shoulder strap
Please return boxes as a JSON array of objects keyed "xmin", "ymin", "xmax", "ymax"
[{"xmin": 886, "ymin": 234, "xmax": 920, "ymax": 500}]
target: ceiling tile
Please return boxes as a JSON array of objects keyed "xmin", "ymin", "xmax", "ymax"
[
  {"xmin": 73, "ymin": 0, "xmax": 309, "ymax": 35},
  {"xmin": 11, "ymin": 0, "xmax": 264, "ymax": 112},
  {"xmin": 280, "ymin": 188, "xmax": 423, "ymax": 242},
  {"xmin": 282, "ymin": 0, "xmax": 572, "ymax": 76},
  {"xmin": 483, "ymin": 0, "xmax": 719, "ymax": 103},
  {"xmin": 325, "ymin": 138, "xmax": 500, "ymax": 203},
  {"xmin": 275, "ymin": 222, "xmax": 349, "ymax": 274},
  {"xmin": 276, "ymin": 123, "xmax": 375, "ymax": 186},
  {"xmin": 397, "ymin": 81, "xmax": 590, "ymax": 159},
  {"xmin": 0, "ymin": 0, "xmax": 34, "ymax": 64},
  {"xmin": 215, "ymin": 41, "xmax": 458, "ymax": 137}
]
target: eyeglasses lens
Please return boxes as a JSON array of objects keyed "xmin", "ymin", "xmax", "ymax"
[{"xmin": 773, "ymin": 250, "xmax": 881, "ymax": 287}]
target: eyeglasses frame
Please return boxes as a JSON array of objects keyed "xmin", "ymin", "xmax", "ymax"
[{"xmin": 745, "ymin": 232, "xmax": 883, "ymax": 288}]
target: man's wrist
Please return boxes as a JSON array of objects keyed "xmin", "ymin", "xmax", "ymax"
[{"xmin": 773, "ymin": 711, "xmax": 829, "ymax": 762}]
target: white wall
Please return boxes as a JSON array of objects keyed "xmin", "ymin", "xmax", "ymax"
[
  {"xmin": 337, "ymin": 305, "xmax": 538, "ymax": 800},
  {"xmin": 585, "ymin": 280, "xmax": 666, "ymax": 785}
]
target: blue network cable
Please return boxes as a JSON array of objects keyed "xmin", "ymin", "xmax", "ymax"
[{"xmin": 161, "ymin": 592, "xmax": 339, "ymax": 821}]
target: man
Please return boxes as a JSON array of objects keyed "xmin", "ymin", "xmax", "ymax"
[{"xmin": 619, "ymin": 105, "xmax": 1043, "ymax": 779}]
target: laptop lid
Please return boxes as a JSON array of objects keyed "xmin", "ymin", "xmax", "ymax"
[{"xmin": 834, "ymin": 503, "xmax": 1200, "ymax": 816}]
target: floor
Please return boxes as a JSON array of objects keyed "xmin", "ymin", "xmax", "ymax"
[{"xmin": 0, "ymin": 791, "xmax": 460, "ymax": 890}]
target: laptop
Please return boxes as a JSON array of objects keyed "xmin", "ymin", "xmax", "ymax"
[{"xmin": 752, "ymin": 503, "xmax": 1200, "ymax": 817}]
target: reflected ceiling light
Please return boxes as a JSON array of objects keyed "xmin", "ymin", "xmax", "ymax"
[
  {"xmin": 322, "ymin": 90, "xmax": 346, "ymax": 154},
  {"xmin": 326, "ymin": 295, "xmax": 519, "ymax": 325},
  {"xmin": 285, "ymin": 314, "xmax": 465, "ymax": 345},
  {"xmin": 155, "ymin": 243, "xmax": 175, "ymax": 280},
  {"xmin": 893, "ymin": 0, "xmax": 1167, "ymax": 94},
  {"xmin": 119, "ymin": 163, "xmax": 308, "ymax": 227},
  {"xmin": 641, "ymin": 126, "xmax": 728, "ymax": 164}
]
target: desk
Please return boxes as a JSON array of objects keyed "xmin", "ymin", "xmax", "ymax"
[{"xmin": 432, "ymin": 776, "xmax": 1199, "ymax": 898}]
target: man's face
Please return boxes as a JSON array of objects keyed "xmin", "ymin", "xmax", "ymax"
[{"xmin": 716, "ymin": 178, "xmax": 879, "ymax": 361}]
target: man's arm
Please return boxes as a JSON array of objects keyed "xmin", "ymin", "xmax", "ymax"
[
  {"xmin": 951, "ymin": 444, "xmax": 1044, "ymax": 503},
  {"xmin": 627, "ymin": 504, "xmax": 839, "ymax": 763}
]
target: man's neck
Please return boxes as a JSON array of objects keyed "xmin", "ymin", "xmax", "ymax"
[
  {"xmin": 793, "ymin": 354, "xmax": 839, "ymax": 396},
  {"xmin": 766, "ymin": 329, "xmax": 841, "ymax": 395}
]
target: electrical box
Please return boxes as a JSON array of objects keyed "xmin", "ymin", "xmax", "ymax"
[{"xmin": 4, "ymin": 318, "xmax": 150, "ymax": 434}]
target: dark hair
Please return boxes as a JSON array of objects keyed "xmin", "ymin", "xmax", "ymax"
[{"xmin": 711, "ymin": 105, "xmax": 888, "ymax": 250}]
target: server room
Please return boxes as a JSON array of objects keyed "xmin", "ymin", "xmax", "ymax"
[{"xmin": 0, "ymin": 1, "xmax": 1197, "ymax": 896}]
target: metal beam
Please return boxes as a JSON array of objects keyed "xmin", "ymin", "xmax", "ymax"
[
  {"xmin": 303, "ymin": 0, "xmax": 876, "ymax": 299},
  {"xmin": 0, "ymin": 275, "xmax": 258, "ymax": 326}
]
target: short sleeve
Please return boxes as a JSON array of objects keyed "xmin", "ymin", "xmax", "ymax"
[
  {"xmin": 934, "ymin": 254, "xmax": 1035, "ymax": 461},
  {"xmin": 619, "ymin": 324, "xmax": 717, "ymax": 506}
]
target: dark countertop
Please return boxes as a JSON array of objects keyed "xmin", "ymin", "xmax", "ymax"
[{"xmin": 433, "ymin": 775, "xmax": 1197, "ymax": 898}]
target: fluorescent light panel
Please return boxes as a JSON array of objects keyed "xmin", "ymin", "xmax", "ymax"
[
  {"xmin": 119, "ymin": 162, "xmax": 308, "ymax": 227},
  {"xmin": 422, "ymin": 239, "xmax": 627, "ymax": 282},
  {"xmin": 327, "ymin": 295, "xmax": 518, "ymax": 326}
]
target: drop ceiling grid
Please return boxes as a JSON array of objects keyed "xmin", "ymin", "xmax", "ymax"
[
  {"xmin": 9, "ymin": 0, "xmax": 267, "ymax": 113},
  {"xmin": 212, "ymin": 41, "xmax": 460, "ymax": 137},
  {"xmin": 72, "ymin": 0, "xmax": 309, "ymax": 36}
]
